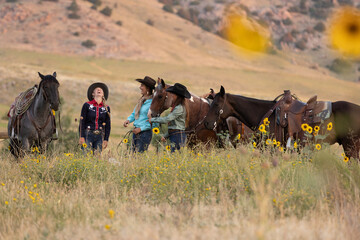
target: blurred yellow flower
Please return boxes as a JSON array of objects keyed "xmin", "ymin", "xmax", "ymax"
[
  {"xmin": 329, "ymin": 7, "xmax": 360, "ymax": 57},
  {"xmin": 301, "ymin": 123, "xmax": 309, "ymax": 131},
  {"xmin": 327, "ymin": 122, "xmax": 333, "ymax": 131},
  {"xmin": 82, "ymin": 143, "xmax": 87, "ymax": 148},
  {"xmin": 123, "ymin": 139, "xmax": 128, "ymax": 144},
  {"xmin": 343, "ymin": 156, "xmax": 349, "ymax": 162},
  {"xmin": 315, "ymin": 144, "xmax": 321, "ymax": 150},
  {"xmin": 5, "ymin": 201, "xmax": 8, "ymax": 205},
  {"xmin": 253, "ymin": 142, "xmax": 257, "ymax": 148},
  {"xmin": 52, "ymin": 109, "xmax": 56, "ymax": 116},
  {"xmin": 314, "ymin": 126, "xmax": 320, "ymax": 132},
  {"xmin": 341, "ymin": 153, "xmax": 345, "ymax": 157},
  {"xmin": 294, "ymin": 142, "xmax": 298, "ymax": 149},
  {"xmin": 166, "ymin": 145, "xmax": 171, "ymax": 151},
  {"xmin": 105, "ymin": 224, "xmax": 111, "ymax": 230},
  {"xmin": 108, "ymin": 209, "xmax": 115, "ymax": 219},
  {"xmin": 265, "ymin": 139, "xmax": 272, "ymax": 145},
  {"xmin": 225, "ymin": 13, "xmax": 270, "ymax": 54},
  {"xmin": 263, "ymin": 118, "xmax": 270, "ymax": 126},
  {"xmin": 152, "ymin": 127, "xmax": 160, "ymax": 135}
]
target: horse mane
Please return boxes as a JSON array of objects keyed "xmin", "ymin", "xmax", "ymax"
[{"xmin": 37, "ymin": 75, "xmax": 60, "ymax": 95}]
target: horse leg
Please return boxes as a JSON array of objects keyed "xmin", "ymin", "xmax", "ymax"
[{"xmin": 342, "ymin": 138, "xmax": 360, "ymax": 161}]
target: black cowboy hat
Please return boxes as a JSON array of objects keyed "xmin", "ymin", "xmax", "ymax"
[
  {"xmin": 136, "ymin": 76, "xmax": 156, "ymax": 89},
  {"xmin": 166, "ymin": 83, "xmax": 191, "ymax": 99},
  {"xmin": 87, "ymin": 82, "xmax": 109, "ymax": 101}
]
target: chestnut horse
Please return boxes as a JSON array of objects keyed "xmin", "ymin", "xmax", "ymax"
[
  {"xmin": 148, "ymin": 79, "xmax": 252, "ymax": 146},
  {"xmin": 204, "ymin": 86, "xmax": 360, "ymax": 160}
]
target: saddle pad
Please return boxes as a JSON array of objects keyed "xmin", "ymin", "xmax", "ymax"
[{"xmin": 314, "ymin": 101, "xmax": 332, "ymax": 121}]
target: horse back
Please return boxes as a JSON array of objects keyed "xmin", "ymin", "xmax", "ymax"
[{"xmin": 332, "ymin": 101, "xmax": 360, "ymax": 137}]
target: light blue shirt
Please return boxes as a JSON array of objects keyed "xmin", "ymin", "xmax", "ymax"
[{"xmin": 127, "ymin": 99, "xmax": 153, "ymax": 131}]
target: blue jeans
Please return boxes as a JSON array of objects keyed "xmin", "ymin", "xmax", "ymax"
[
  {"xmin": 85, "ymin": 130, "xmax": 103, "ymax": 153},
  {"xmin": 132, "ymin": 130, "xmax": 152, "ymax": 153},
  {"xmin": 169, "ymin": 130, "xmax": 186, "ymax": 152}
]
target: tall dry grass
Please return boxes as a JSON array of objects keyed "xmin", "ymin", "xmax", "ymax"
[{"xmin": 0, "ymin": 140, "xmax": 360, "ymax": 239}]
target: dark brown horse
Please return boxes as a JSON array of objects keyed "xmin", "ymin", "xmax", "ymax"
[
  {"xmin": 148, "ymin": 79, "xmax": 251, "ymax": 146},
  {"xmin": 8, "ymin": 72, "xmax": 60, "ymax": 158},
  {"xmin": 204, "ymin": 86, "xmax": 360, "ymax": 160}
]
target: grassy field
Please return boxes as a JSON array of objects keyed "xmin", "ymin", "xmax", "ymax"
[{"xmin": 0, "ymin": 139, "xmax": 359, "ymax": 239}]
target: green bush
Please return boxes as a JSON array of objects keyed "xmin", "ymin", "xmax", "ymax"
[
  {"xmin": 146, "ymin": 19, "xmax": 154, "ymax": 26},
  {"xmin": 81, "ymin": 40, "xmax": 96, "ymax": 48},
  {"xmin": 116, "ymin": 20, "xmax": 122, "ymax": 26},
  {"xmin": 282, "ymin": 18, "xmax": 293, "ymax": 25},
  {"xmin": 68, "ymin": 12, "xmax": 81, "ymax": 19},
  {"xmin": 329, "ymin": 58, "xmax": 353, "ymax": 74},
  {"xmin": 100, "ymin": 6, "xmax": 112, "ymax": 17},
  {"xmin": 162, "ymin": 5, "xmax": 174, "ymax": 13},
  {"xmin": 67, "ymin": 0, "xmax": 80, "ymax": 12},
  {"xmin": 314, "ymin": 22, "xmax": 326, "ymax": 32},
  {"xmin": 87, "ymin": 0, "xmax": 102, "ymax": 6}
]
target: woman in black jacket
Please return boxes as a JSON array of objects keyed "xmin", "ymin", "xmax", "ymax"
[{"xmin": 79, "ymin": 82, "xmax": 111, "ymax": 153}]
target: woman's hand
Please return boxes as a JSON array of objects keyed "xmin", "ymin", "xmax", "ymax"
[
  {"xmin": 102, "ymin": 140, "xmax": 108, "ymax": 149},
  {"xmin": 123, "ymin": 120, "xmax": 130, "ymax": 127},
  {"xmin": 79, "ymin": 137, "xmax": 85, "ymax": 145},
  {"xmin": 161, "ymin": 136, "xmax": 166, "ymax": 142},
  {"xmin": 133, "ymin": 128, "xmax": 141, "ymax": 135},
  {"xmin": 148, "ymin": 118, "xmax": 152, "ymax": 124}
]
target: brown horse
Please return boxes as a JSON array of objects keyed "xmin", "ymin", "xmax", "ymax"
[
  {"xmin": 204, "ymin": 86, "xmax": 360, "ymax": 160},
  {"xmin": 148, "ymin": 79, "xmax": 251, "ymax": 146}
]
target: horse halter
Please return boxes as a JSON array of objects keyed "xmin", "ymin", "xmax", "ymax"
[{"xmin": 212, "ymin": 95, "xmax": 226, "ymax": 131}]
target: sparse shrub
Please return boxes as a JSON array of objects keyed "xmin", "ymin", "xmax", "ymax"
[
  {"xmin": 189, "ymin": 1, "xmax": 200, "ymax": 6},
  {"xmin": 291, "ymin": 29, "xmax": 299, "ymax": 37},
  {"xmin": 91, "ymin": 5, "xmax": 97, "ymax": 10},
  {"xmin": 314, "ymin": 22, "xmax": 326, "ymax": 32},
  {"xmin": 116, "ymin": 20, "xmax": 122, "ymax": 26},
  {"xmin": 146, "ymin": 19, "xmax": 154, "ymax": 26},
  {"xmin": 295, "ymin": 39, "xmax": 307, "ymax": 50},
  {"xmin": 282, "ymin": 18, "xmax": 293, "ymax": 25},
  {"xmin": 163, "ymin": 4, "xmax": 174, "ymax": 13},
  {"xmin": 68, "ymin": 12, "xmax": 81, "ymax": 19},
  {"xmin": 87, "ymin": 0, "xmax": 101, "ymax": 6},
  {"xmin": 177, "ymin": 8, "xmax": 191, "ymax": 21},
  {"xmin": 67, "ymin": 0, "xmax": 80, "ymax": 12},
  {"xmin": 100, "ymin": 6, "xmax": 112, "ymax": 17},
  {"xmin": 329, "ymin": 58, "xmax": 353, "ymax": 74},
  {"xmin": 204, "ymin": 5, "xmax": 214, "ymax": 13},
  {"xmin": 6, "ymin": 0, "xmax": 18, "ymax": 3},
  {"xmin": 198, "ymin": 18, "xmax": 215, "ymax": 32},
  {"xmin": 314, "ymin": 0, "xmax": 334, "ymax": 8},
  {"xmin": 338, "ymin": 0, "xmax": 354, "ymax": 6},
  {"xmin": 81, "ymin": 39, "xmax": 96, "ymax": 48},
  {"xmin": 73, "ymin": 32, "xmax": 80, "ymax": 36},
  {"xmin": 309, "ymin": 7, "xmax": 328, "ymax": 19}
]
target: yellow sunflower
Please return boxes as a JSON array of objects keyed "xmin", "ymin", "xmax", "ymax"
[
  {"xmin": 315, "ymin": 144, "xmax": 321, "ymax": 150},
  {"xmin": 301, "ymin": 123, "xmax": 309, "ymax": 131},
  {"xmin": 259, "ymin": 124, "xmax": 266, "ymax": 133},
  {"xmin": 294, "ymin": 142, "xmax": 298, "ymax": 149},
  {"xmin": 314, "ymin": 126, "xmax": 320, "ymax": 132},
  {"xmin": 265, "ymin": 139, "xmax": 272, "ymax": 145},
  {"xmin": 237, "ymin": 133, "xmax": 241, "ymax": 140},
  {"xmin": 166, "ymin": 145, "xmax": 171, "ymax": 151},
  {"xmin": 327, "ymin": 122, "xmax": 333, "ymax": 131},
  {"xmin": 82, "ymin": 143, "xmax": 87, "ymax": 148},
  {"xmin": 343, "ymin": 156, "xmax": 349, "ymax": 163},
  {"xmin": 341, "ymin": 153, "xmax": 346, "ymax": 157},
  {"xmin": 123, "ymin": 139, "xmax": 128, "ymax": 144},
  {"xmin": 152, "ymin": 127, "xmax": 160, "ymax": 134},
  {"xmin": 224, "ymin": 13, "xmax": 270, "ymax": 54},
  {"xmin": 273, "ymin": 139, "xmax": 277, "ymax": 145},
  {"xmin": 329, "ymin": 7, "xmax": 360, "ymax": 57},
  {"xmin": 263, "ymin": 118, "xmax": 270, "ymax": 126},
  {"xmin": 276, "ymin": 141, "xmax": 280, "ymax": 147},
  {"xmin": 253, "ymin": 142, "xmax": 257, "ymax": 148},
  {"xmin": 307, "ymin": 126, "xmax": 313, "ymax": 134},
  {"xmin": 52, "ymin": 109, "xmax": 56, "ymax": 116}
]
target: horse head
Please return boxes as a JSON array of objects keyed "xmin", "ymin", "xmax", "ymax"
[
  {"xmin": 204, "ymin": 86, "xmax": 232, "ymax": 130},
  {"xmin": 38, "ymin": 72, "xmax": 60, "ymax": 111},
  {"xmin": 149, "ymin": 78, "xmax": 174, "ymax": 118}
]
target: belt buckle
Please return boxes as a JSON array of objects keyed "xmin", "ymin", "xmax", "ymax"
[{"xmin": 93, "ymin": 130, "xmax": 101, "ymax": 135}]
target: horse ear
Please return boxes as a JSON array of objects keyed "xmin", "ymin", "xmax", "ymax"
[
  {"xmin": 220, "ymin": 86, "xmax": 225, "ymax": 96},
  {"xmin": 161, "ymin": 79, "xmax": 165, "ymax": 88},
  {"xmin": 53, "ymin": 72, "xmax": 57, "ymax": 78},
  {"xmin": 210, "ymin": 88, "xmax": 214, "ymax": 94},
  {"xmin": 38, "ymin": 72, "xmax": 45, "ymax": 80}
]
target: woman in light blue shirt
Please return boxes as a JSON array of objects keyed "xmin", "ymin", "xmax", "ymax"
[{"xmin": 123, "ymin": 76, "xmax": 156, "ymax": 152}]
